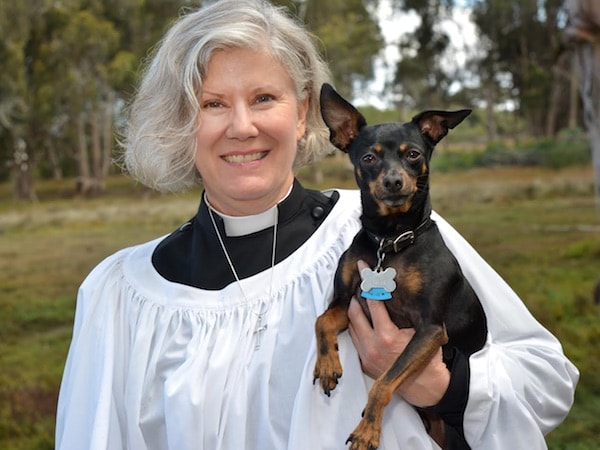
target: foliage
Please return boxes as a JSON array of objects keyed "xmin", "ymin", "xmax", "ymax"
[
  {"xmin": 536, "ymin": 127, "xmax": 595, "ymax": 168},
  {"xmin": 0, "ymin": 0, "xmax": 592, "ymax": 199},
  {"xmin": 0, "ymin": 0, "xmax": 386, "ymax": 198},
  {"xmin": 391, "ymin": 0, "xmax": 455, "ymax": 108},
  {"xmin": 469, "ymin": 0, "xmax": 572, "ymax": 136},
  {"xmin": 427, "ymin": 128, "xmax": 591, "ymax": 172},
  {"xmin": 278, "ymin": 0, "xmax": 384, "ymax": 98}
]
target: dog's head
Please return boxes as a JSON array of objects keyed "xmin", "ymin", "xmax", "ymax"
[{"xmin": 320, "ymin": 83, "xmax": 470, "ymax": 216}]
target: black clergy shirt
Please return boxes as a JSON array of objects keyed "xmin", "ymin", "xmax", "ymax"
[{"xmin": 152, "ymin": 178, "xmax": 338, "ymax": 290}]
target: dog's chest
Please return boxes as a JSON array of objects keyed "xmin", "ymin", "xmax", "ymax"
[{"xmin": 355, "ymin": 249, "xmax": 432, "ymax": 329}]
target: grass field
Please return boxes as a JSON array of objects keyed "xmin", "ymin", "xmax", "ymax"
[{"xmin": 0, "ymin": 162, "xmax": 599, "ymax": 449}]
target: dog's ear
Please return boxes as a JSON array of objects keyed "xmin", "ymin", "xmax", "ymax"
[
  {"xmin": 412, "ymin": 109, "xmax": 471, "ymax": 145},
  {"xmin": 320, "ymin": 83, "xmax": 367, "ymax": 151}
]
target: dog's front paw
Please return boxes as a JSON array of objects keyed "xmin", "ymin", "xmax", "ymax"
[
  {"xmin": 346, "ymin": 417, "xmax": 381, "ymax": 450},
  {"xmin": 313, "ymin": 353, "xmax": 343, "ymax": 396}
]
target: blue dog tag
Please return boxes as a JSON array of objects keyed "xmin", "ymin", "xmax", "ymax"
[
  {"xmin": 360, "ymin": 267, "xmax": 397, "ymax": 301},
  {"xmin": 361, "ymin": 287, "xmax": 392, "ymax": 300}
]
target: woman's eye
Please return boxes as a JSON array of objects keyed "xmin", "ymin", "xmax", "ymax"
[
  {"xmin": 202, "ymin": 100, "xmax": 223, "ymax": 109},
  {"xmin": 255, "ymin": 94, "xmax": 274, "ymax": 104}
]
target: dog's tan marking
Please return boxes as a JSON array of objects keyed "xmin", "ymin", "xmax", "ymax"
[
  {"xmin": 368, "ymin": 179, "xmax": 379, "ymax": 201},
  {"xmin": 402, "ymin": 169, "xmax": 417, "ymax": 193},
  {"xmin": 401, "ymin": 265, "xmax": 424, "ymax": 296},
  {"xmin": 399, "ymin": 143, "xmax": 408, "ymax": 152},
  {"xmin": 373, "ymin": 143, "xmax": 382, "ymax": 153},
  {"xmin": 340, "ymin": 259, "xmax": 358, "ymax": 288},
  {"xmin": 370, "ymin": 168, "xmax": 418, "ymax": 217},
  {"xmin": 378, "ymin": 201, "xmax": 413, "ymax": 216}
]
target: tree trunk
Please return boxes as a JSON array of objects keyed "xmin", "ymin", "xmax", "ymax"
[
  {"xmin": 590, "ymin": 125, "xmax": 600, "ymax": 204},
  {"xmin": 46, "ymin": 138, "xmax": 63, "ymax": 180},
  {"xmin": 564, "ymin": 0, "xmax": 600, "ymax": 206},
  {"xmin": 568, "ymin": 62, "xmax": 579, "ymax": 128},
  {"xmin": 102, "ymin": 92, "xmax": 115, "ymax": 178},
  {"xmin": 546, "ymin": 52, "xmax": 569, "ymax": 137},
  {"xmin": 75, "ymin": 112, "xmax": 93, "ymax": 195},
  {"xmin": 12, "ymin": 137, "xmax": 37, "ymax": 201},
  {"xmin": 91, "ymin": 108, "xmax": 104, "ymax": 193},
  {"xmin": 574, "ymin": 44, "xmax": 600, "ymax": 205},
  {"xmin": 485, "ymin": 79, "xmax": 498, "ymax": 142}
]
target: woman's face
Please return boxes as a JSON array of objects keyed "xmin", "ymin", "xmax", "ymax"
[{"xmin": 195, "ymin": 47, "xmax": 308, "ymax": 216}]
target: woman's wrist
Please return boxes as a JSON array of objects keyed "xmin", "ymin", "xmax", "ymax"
[
  {"xmin": 418, "ymin": 347, "xmax": 471, "ymax": 435},
  {"xmin": 396, "ymin": 347, "xmax": 451, "ymax": 408}
]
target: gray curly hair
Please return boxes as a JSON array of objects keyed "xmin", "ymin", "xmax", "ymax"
[{"xmin": 120, "ymin": 0, "xmax": 334, "ymax": 192}]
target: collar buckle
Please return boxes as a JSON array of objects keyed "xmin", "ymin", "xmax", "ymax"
[{"xmin": 392, "ymin": 230, "xmax": 415, "ymax": 252}]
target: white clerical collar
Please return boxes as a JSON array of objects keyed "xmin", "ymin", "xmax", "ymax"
[
  {"xmin": 205, "ymin": 185, "xmax": 292, "ymax": 237},
  {"xmin": 215, "ymin": 207, "xmax": 277, "ymax": 237}
]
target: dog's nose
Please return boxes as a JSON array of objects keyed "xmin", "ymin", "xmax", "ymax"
[{"xmin": 383, "ymin": 172, "xmax": 403, "ymax": 191}]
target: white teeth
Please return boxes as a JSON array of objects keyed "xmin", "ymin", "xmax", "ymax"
[{"xmin": 223, "ymin": 152, "xmax": 266, "ymax": 163}]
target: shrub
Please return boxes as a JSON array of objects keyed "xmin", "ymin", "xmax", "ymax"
[
  {"xmin": 433, "ymin": 127, "xmax": 591, "ymax": 172},
  {"xmin": 530, "ymin": 128, "xmax": 591, "ymax": 169}
]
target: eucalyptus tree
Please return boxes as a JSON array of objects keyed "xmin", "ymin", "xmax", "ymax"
[
  {"xmin": 388, "ymin": 0, "xmax": 456, "ymax": 111},
  {"xmin": 0, "ymin": 0, "xmax": 41, "ymax": 199},
  {"xmin": 565, "ymin": 0, "xmax": 600, "ymax": 205},
  {"xmin": 470, "ymin": 0, "xmax": 569, "ymax": 137},
  {"xmin": 1, "ymin": 0, "xmax": 384, "ymax": 198},
  {"xmin": 275, "ymin": 0, "xmax": 384, "ymax": 99},
  {"xmin": 0, "ymin": 0, "xmax": 189, "ymax": 198},
  {"xmin": 52, "ymin": 10, "xmax": 121, "ymax": 194}
]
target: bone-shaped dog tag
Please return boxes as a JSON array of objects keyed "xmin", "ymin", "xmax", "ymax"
[{"xmin": 360, "ymin": 267, "xmax": 397, "ymax": 300}]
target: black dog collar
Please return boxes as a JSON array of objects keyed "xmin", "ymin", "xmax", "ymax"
[{"xmin": 367, "ymin": 217, "xmax": 433, "ymax": 254}]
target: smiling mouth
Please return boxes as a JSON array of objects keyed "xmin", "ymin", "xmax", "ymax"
[{"xmin": 222, "ymin": 151, "xmax": 268, "ymax": 164}]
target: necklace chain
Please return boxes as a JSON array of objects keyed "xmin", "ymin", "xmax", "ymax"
[{"xmin": 208, "ymin": 207, "xmax": 278, "ymax": 350}]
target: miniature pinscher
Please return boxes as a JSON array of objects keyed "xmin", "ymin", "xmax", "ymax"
[{"xmin": 313, "ymin": 83, "xmax": 488, "ymax": 450}]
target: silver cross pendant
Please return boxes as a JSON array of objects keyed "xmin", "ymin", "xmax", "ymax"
[{"xmin": 254, "ymin": 314, "xmax": 268, "ymax": 350}]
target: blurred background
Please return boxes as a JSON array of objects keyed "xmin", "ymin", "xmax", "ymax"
[{"xmin": 0, "ymin": 0, "xmax": 598, "ymax": 448}]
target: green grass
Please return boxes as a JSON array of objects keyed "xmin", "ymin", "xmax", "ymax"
[{"xmin": 1, "ymin": 164, "xmax": 599, "ymax": 449}]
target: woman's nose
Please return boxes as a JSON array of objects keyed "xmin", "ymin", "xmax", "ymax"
[{"xmin": 226, "ymin": 103, "xmax": 259, "ymax": 140}]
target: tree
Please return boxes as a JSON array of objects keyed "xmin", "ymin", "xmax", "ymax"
[
  {"xmin": 0, "ymin": 0, "xmax": 41, "ymax": 199},
  {"xmin": 0, "ymin": 0, "xmax": 187, "ymax": 198},
  {"xmin": 276, "ymin": 0, "xmax": 384, "ymax": 98},
  {"xmin": 390, "ymin": 0, "xmax": 455, "ymax": 111},
  {"xmin": 470, "ymin": 0, "xmax": 569, "ymax": 138},
  {"xmin": 564, "ymin": 0, "xmax": 600, "ymax": 205},
  {"xmin": 53, "ymin": 10, "xmax": 120, "ymax": 194},
  {"xmin": 0, "ymin": 0, "xmax": 387, "ymax": 198}
]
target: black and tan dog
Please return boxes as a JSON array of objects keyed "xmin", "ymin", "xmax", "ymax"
[{"xmin": 313, "ymin": 83, "xmax": 488, "ymax": 450}]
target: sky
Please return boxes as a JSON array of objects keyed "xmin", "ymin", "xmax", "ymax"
[{"xmin": 354, "ymin": 0, "xmax": 479, "ymax": 108}]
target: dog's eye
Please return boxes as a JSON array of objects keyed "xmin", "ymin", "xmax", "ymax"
[
  {"xmin": 361, "ymin": 154, "xmax": 376, "ymax": 164},
  {"xmin": 407, "ymin": 150, "xmax": 421, "ymax": 161}
]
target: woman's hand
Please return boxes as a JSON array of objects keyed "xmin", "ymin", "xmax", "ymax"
[{"xmin": 347, "ymin": 262, "xmax": 451, "ymax": 408}]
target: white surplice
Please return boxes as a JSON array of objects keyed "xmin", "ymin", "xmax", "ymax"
[{"xmin": 56, "ymin": 189, "xmax": 578, "ymax": 450}]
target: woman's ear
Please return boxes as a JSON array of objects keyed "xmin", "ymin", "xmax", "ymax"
[{"xmin": 297, "ymin": 92, "xmax": 310, "ymax": 140}]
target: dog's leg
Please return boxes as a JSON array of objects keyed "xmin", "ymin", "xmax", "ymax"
[
  {"xmin": 314, "ymin": 254, "xmax": 361, "ymax": 395},
  {"xmin": 313, "ymin": 304, "xmax": 350, "ymax": 395},
  {"xmin": 347, "ymin": 324, "xmax": 449, "ymax": 450},
  {"xmin": 421, "ymin": 412, "xmax": 446, "ymax": 449}
]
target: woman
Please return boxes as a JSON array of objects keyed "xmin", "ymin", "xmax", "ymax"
[{"xmin": 55, "ymin": 0, "xmax": 578, "ymax": 449}]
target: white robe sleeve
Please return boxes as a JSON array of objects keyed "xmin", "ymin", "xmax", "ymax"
[
  {"xmin": 55, "ymin": 250, "xmax": 129, "ymax": 450},
  {"xmin": 432, "ymin": 212, "xmax": 579, "ymax": 449}
]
